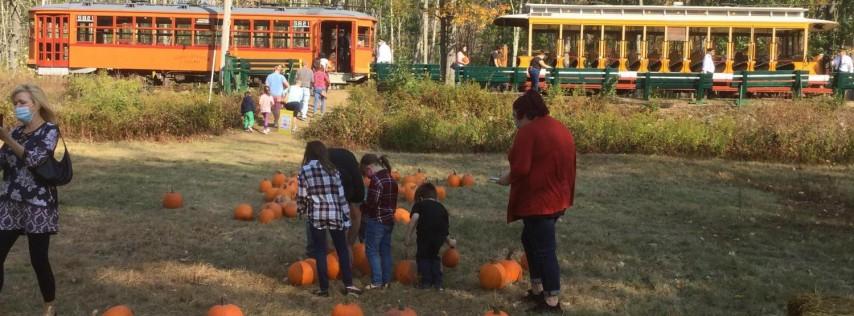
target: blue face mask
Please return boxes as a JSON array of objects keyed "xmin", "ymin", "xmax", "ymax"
[{"xmin": 15, "ymin": 107, "xmax": 33, "ymax": 123}]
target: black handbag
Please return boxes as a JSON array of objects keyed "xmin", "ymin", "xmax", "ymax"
[{"xmin": 31, "ymin": 129, "xmax": 72, "ymax": 186}]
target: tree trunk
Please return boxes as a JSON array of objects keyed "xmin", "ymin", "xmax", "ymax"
[
  {"xmin": 419, "ymin": 0, "xmax": 429, "ymax": 64},
  {"xmin": 429, "ymin": 0, "xmax": 439, "ymax": 63}
]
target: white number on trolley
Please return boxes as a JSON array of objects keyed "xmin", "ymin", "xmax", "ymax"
[
  {"xmin": 294, "ymin": 20, "xmax": 309, "ymax": 28},
  {"xmin": 77, "ymin": 15, "xmax": 93, "ymax": 22}
]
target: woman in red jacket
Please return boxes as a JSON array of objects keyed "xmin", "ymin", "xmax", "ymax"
[{"xmin": 497, "ymin": 90, "xmax": 576, "ymax": 313}]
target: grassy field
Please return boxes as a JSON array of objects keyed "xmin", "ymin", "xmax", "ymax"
[{"xmin": 1, "ymin": 132, "xmax": 852, "ymax": 316}]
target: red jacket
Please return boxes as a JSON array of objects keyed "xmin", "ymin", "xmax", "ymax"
[{"xmin": 507, "ymin": 116, "xmax": 576, "ymax": 222}]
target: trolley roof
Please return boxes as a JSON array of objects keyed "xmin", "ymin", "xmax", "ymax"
[
  {"xmin": 494, "ymin": 3, "xmax": 836, "ymax": 31},
  {"xmin": 31, "ymin": 3, "xmax": 376, "ymax": 20}
]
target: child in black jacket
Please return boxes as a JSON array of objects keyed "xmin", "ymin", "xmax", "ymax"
[
  {"xmin": 240, "ymin": 91, "xmax": 256, "ymax": 132},
  {"xmin": 405, "ymin": 183, "xmax": 456, "ymax": 290}
]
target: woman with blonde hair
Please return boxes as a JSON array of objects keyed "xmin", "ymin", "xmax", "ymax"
[{"xmin": 0, "ymin": 84, "xmax": 62, "ymax": 316}]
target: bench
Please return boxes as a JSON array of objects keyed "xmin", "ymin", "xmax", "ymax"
[
  {"xmin": 372, "ymin": 63, "xmax": 442, "ymax": 83},
  {"xmin": 456, "ymin": 66, "xmax": 525, "ymax": 91},
  {"xmin": 732, "ymin": 70, "xmax": 807, "ymax": 104},
  {"xmin": 833, "ymin": 71, "xmax": 854, "ymax": 99},
  {"xmin": 547, "ymin": 68, "xmax": 619, "ymax": 93},
  {"xmin": 239, "ymin": 58, "xmax": 301, "ymax": 84},
  {"xmin": 635, "ymin": 72, "xmax": 713, "ymax": 103}
]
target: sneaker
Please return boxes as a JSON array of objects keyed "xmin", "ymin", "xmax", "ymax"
[
  {"xmin": 344, "ymin": 286, "xmax": 362, "ymax": 297},
  {"xmin": 312, "ymin": 289, "xmax": 329, "ymax": 297},
  {"xmin": 526, "ymin": 300, "xmax": 562, "ymax": 314},
  {"xmin": 434, "ymin": 286, "xmax": 445, "ymax": 292},
  {"xmin": 244, "ymin": 128, "xmax": 251, "ymax": 133},
  {"xmin": 364, "ymin": 283, "xmax": 384, "ymax": 291},
  {"xmin": 262, "ymin": 129, "xmax": 269, "ymax": 135},
  {"xmin": 296, "ymin": 116, "xmax": 306, "ymax": 121}
]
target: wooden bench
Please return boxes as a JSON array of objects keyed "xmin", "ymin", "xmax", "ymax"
[
  {"xmin": 239, "ymin": 58, "xmax": 301, "ymax": 84},
  {"xmin": 456, "ymin": 66, "xmax": 525, "ymax": 91},
  {"xmin": 635, "ymin": 72, "xmax": 713, "ymax": 103},
  {"xmin": 732, "ymin": 70, "xmax": 807, "ymax": 104},
  {"xmin": 833, "ymin": 71, "xmax": 854, "ymax": 99},
  {"xmin": 372, "ymin": 63, "xmax": 442, "ymax": 83},
  {"xmin": 547, "ymin": 68, "xmax": 619, "ymax": 93}
]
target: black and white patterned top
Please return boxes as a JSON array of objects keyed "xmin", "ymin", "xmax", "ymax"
[
  {"xmin": 0, "ymin": 123, "xmax": 59, "ymax": 208},
  {"xmin": 297, "ymin": 160, "xmax": 351, "ymax": 231}
]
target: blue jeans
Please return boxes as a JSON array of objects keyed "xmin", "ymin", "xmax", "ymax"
[
  {"xmin": 521, "ymin": 216, "xmax": 560, "ymax": 296},
  {"xmin": 300, "ymin": 87, "xmax": 311, "ymax": 117},
  {"xmin": 529, "ymin": 67, "xmax": 541, "ymax": 92},
  {"xmin": 417, "ymin": 257, "xmax": 442, "ymax": 288},
  {"xmin": 313, "ymin": 88, "xmax": 326, "ymax": 114},
  {"xmin": 364, "ymin": 219, "xmax": 393, "ymax": 285},
  {"xmin": 310, "ymin": 225, "xmax": 353, "ymax": 291}
]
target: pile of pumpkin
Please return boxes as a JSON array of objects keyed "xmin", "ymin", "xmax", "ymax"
[
  {"xmin": 479, "ymin": 250, "xmax": 528, "ymax": 290},
  {"xmin": 98, "ymin": 298, "xmax": 245, "ymax": 316},
  {"xmin": 232, "ymin": 171, "xmax": 300, "ymax": 224}
]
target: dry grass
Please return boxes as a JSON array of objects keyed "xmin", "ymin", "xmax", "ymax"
[{"xmin": 0, "ymin": 132, "xmax": 852, "ymax": 315}]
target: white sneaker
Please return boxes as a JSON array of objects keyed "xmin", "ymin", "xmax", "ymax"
[{"xmin": 262, "ymin": 129, "xmax": 270, "ymax": 134}]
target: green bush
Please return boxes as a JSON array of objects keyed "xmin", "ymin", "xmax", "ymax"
[{"xmin": 300, "ymin": 80, "xmax": 854, "ymax": 164}]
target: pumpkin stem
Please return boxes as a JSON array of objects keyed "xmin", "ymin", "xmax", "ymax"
[{"xmin": 506, "ymin": 249, "xmax": 515, "ymax": 260}]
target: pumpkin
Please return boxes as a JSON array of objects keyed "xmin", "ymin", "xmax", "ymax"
[
  {"xmin": 447, "ymin": 170, "xmax": 462, "ymax": 187},
  {"xmin": 305, "ymin": 258, "xmax": 318, "ymax": 273},
  {"xmin": 282, "ymin": 201, "xmax": 298, "ymax": 218},
  {"xmin": 102, "ymin": 305, "xmax": 134, "ymax": 316},
  {"xmin": 259, "ymin": 178, "xmax": 272, "ymax": 193},
  {"xmin": 233, "ymin": 204, "xmax": 253, "ymax": 221},
  {"xmin": 394, "ymin": 258, "xmax": 417, "ymax": 285},
  {"xmin": 272, "ymin": 171, "xmax": 286, "ymax": 188},
  {"xmin": 402, "ymin": 175, "xmax": 417, "ymax": 185},
  {"xmin": 384, "ymin": 302, "xmax": 417, "ymax": 316},
  {"xmin": 391, "ymin": 170, "xmax": 401, "ymax": 181},
  {"xmin": 327, "ymin": 252, "xmax": 341, "ymax": 280},
  {"xmin": 461, "ymin": 174, "xmax": 475, "ymax": 187},
  {"xmin": 499, "ymin": 250, "xmax": 523, "ymax": 284},
  {"xmin": 405, "ymin": 190, "xmax": 416, "ymax": 204},
  {"xmin": 331, "ymin": 302, "xmax": 364, "ymax": 316},
  {"xmin": 263, "ymin": 187, "xmax": 281, "ymax": 202},
  {"xmin": 479, "ymin": 261, "xmax": 507, "ymax": 290},
  {"xmin": 414, "ymin": 169, "xmax": 427, "ymax": 185},
  {"xmin": 483, "ymin": 306, "xmax": 509, "ymax": 316},
  {"xmin": 352, "ymin": 242, "xmax": 370, "ymax": 276},
  {"xmin": 263, "ymin": 202, "xmax": 283, "ymax": 218},
  {"xmin": 442, "ymin": 247, "xmax": 460, "ymax": 268},
  {"xmin": 436, "ymin": 185, "xmax": 447, "ymax": 201},
  {"xmin": 206, "ymin": 299, "xmax": 244, "ymax": 316},
  {"xmin": 162, "ymin": 189, "xmax": 183, "ymax": 209},
  {"xmin": 520, "ymin": 253, "xmax": 528, "ymax": 271},
  {"xmin": 258, "ymin": 208, "xmax": 276, "ymax": 224},
  {"xmin": 394, "ymin": 208, "xmax": 411, "ymax": 224},
  {"xmin": 287, "ymin": 260, "xmax": 315, "ymax": 286}
]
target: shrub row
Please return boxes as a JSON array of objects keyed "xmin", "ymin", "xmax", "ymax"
[{"xmin": 300, "ymin": 79, "xmax": 854, "ymax": 164}]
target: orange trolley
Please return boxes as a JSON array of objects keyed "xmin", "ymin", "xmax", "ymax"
[{"xmin": 27, "ymin": 3, "xmax": 377, "ymax": 78}]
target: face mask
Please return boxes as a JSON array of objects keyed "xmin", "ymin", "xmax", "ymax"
[{"xmin": 15, "ymin": 107, "xmax": 33, "ymax": 123}]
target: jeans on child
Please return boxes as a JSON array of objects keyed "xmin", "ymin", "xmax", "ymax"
[
  {"xmin": 364, "ymin": 219, "xmax": 393, "ymax": 285},
  {"xmin": 313, "ymin": 88, "xmax": 326, "ymax": 114}
]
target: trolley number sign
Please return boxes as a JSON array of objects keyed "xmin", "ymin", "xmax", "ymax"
[
  {"xmin": 77, "ymin": 15, "xmax": 93, "ymax": 22},
  {"xmin": 294, "ymin": 20, "xmax": 309, "ymax": 28}
]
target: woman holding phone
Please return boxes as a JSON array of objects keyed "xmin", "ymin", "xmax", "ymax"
[
  {"xmin": 0, "ymin": 84, "xmax": 62, "ymax": 316},
  {"xmin": 495, "ymin": 90, "xmax": 576, "ymax": 313}
]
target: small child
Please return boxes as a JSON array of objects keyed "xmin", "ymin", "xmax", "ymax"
[
  {"xmin": 240, "ymin": 91, "xmax": 255, "ymax": 133},
  {"xmin": 359, "ymin": 154, "xmax": 398, "ymax": 290},
  {"xmin": 258, "ymin": 86, "xmax": 274, "ymax": 134},
  {"xmin": 406, "ymin": 183, "xmax": 455, "ymax": 291},
  {"xmin": 284, "ymin": 80, "xmax": 306, "ymax": 131}
]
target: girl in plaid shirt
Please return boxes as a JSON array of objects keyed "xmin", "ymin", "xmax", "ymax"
[
  {"xmin": 297, "ymin": 141, "xmax": 361, "ymax": 297},
  {"xmin": 359, "ymin": 154, "xmax": 398, "ymax": 290}
]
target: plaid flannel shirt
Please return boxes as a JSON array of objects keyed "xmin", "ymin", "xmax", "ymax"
[
  {"xmin": 362, "ymin": 169, "xmax": 398, "ymax": 225},
  {"xmin": 297, "ymin": 160, "xmax": 351, "ymax": 230}
]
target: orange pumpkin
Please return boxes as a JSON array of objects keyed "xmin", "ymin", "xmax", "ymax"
[
  {"xmin": 352, "ymin": 242, "xmax": 370, "ymax": 276},
  {"xmin": 287, "ymin": 260, "xmax": 315, "ymax": 286},
  {"xmin": 479, "ymin": 261, "xmax": 507, "ymax": 290},
  {"xmin": 436, "ymin": 185, "xmax": 447, "ymax": 201},
  {"xmin": 394, "ymin": 208, "xmax": 411, "ymax": 224},
  {"xmin": 259, "ymin": 178, "xmax": 273, "ymax": 193},
  {"xmin": 258, "ymin": 208, "xmax": 276, "ymax": 224},
  {"xmin": 461, "ymin": 174, "xmax": 475, "ymax": 187},
  {"xmin": 233, "ymin": 204, "xmax": 253, "ymax": 221},
  {"xmin": 402, "ymin": 175, "xmax": 417, "ymax": 185},
  {"xmin": 414, "ymin": 169, "xmax": 427, "ymax": 185},
  {"xmin": 384, "ymin": 302, "xmax": 417, "ymax": 316},
  {"xmin": 263, "ymin": 202, "xmax": 283, "ymax": 218},
  {"xmin": 447, "ymin": 170, "xmax": 462, "ymax": 187},
  {"xmin": 162, "ymin": 190, "xmax": 183, "ymax": 209},
  {"xmin": 102, "ymin": 305, "xmax": 134, "ymax": 316},
  {"xmin": 520, "ymin": 253, "xmax": 528, "ymax": 271},
  {"xmin": 282, "ymin": 201, "xmax": 298, "ymax": 218},
  {"xmin": 442, "ymin": 247, "xmax": 460, "ymax": 268},
  {"xmin": 272, "ymin": 171, "xmax": 286, "ymax": 188},
  {"xmin": 327, "ymin": 253, "xmax": 341, "ymax": 280},
  {"xmin": 499, "ymin": 250, "xmax": 523, "ymax": 284},
  {"xmin": 206, "ymin": 299, "xmax": 244, "ymax": 316},
  {"xmin": 305, "ymin": 258, "xmax": 317, "ymax": 273},
  {"xmin": 405, "ymin": 190, "xmax": 416, "ymax": 204},
  {"xmin": 331, "ymin": 302, "xmax": 364, "ymax": 316},
  {"xmin": 394, "ymin": 259, "xmax": 417, "ymax": 285},
  {"xmin": 483, "ymin": 306, "xmax": 509, "ymax": 316}
]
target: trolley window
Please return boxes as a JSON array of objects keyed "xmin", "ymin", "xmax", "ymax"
[
  {"xmin": 76, "ymin": 15, "xmax": 94, "ymax": 43},
  {"xmin": 293, "ymin": 20, "xmax": 310, "ymax": 48},
  {"xmin": 176, "ymin": 18, "xmax": 192, "ymax": 46},
  {"xmin": 136, "ymin": 16, "xmax": 153, "ymax": 45},
  {"xmin": 357, "ymin": 26, "xmax": 371, "ymax": 48},
  {"xmin": 273, "ymin": 20, "xmax": 290, "ymax": 48},
  {"xmin": 116, "ymin": 16, "xmax": 133, "ymax": 45},
  {"xmin": 253, "ymin": 20, "xmax": 270, "ymax": 48},
  {"xmin": 95, "ymin": 16, "xmax": 114, "ymax": 44},
  {"xmin": 233, "ymin": 19, "xmax": 250, "ymax": 47},
  {"xmin": 155, "ymin": 17, "xmax": 173, "ymax": 46}
]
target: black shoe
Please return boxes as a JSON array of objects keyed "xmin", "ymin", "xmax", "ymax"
[
  {"xmin": 523, "ymin": 290, "xmax": 545, "ymax": 303},
  {"xmin": 416, "ymin": 283, "xmax": 432, "ymax": 289},
  {"xmin": 526, "ymin": 300, "xmax": 562, "ymax": 314},
  {"xmin": 313, "ymin": 289, "xmax": 329, "ymax": 297}
]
